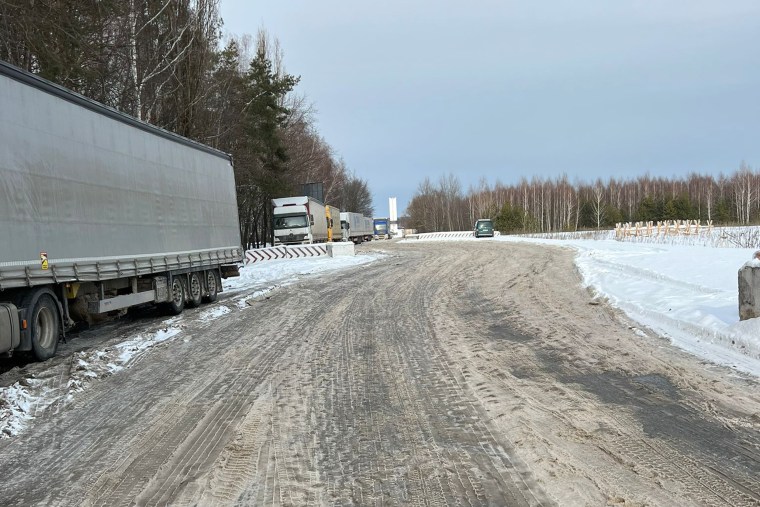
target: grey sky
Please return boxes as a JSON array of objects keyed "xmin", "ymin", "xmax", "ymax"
[{"xmin": 219, "ymin": 1, "xmax": 760, "ymax": 216}]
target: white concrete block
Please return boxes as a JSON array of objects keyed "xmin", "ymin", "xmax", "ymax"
[{"xmin": 327, "ymin": 242, "xmax": 355, "ymax": 257}]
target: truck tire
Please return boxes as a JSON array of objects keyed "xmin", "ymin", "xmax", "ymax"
[
  {"xmin": 187, "ymin": 272, "xmax": 203, "ymax": 308},
  {"xmin": 29, "ymin": 293, "xmax": 60, "ymax": 361},
  {"xmin": 203, "ymin": 271, "xmax": 218, "ymax": 303},
  {"xmin": 167, "ymin": 277, "xmax": 185, "ymax": 315}
]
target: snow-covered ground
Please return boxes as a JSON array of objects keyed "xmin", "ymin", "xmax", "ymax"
[
  {"xmin": 408, "ymin": 231, "xmax": 760, "ymax": 377},
  {"xmin": 5, "ymin": 231, "xmax": 760, "ymax": 439},
  {"xmin": 0, "ymin": 252, "xmax": 383, "ymax": 438}
]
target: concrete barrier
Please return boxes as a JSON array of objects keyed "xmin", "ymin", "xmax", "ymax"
[
  {"xmin": 244, "ymin": 244, "xmax": 328, "ymax": 265},
  {"xmin": 738, "ymin": 250, "xmax": 760, "ymax": 320},
  {"xmin": 327, "ymin": 242, "xmax": 355, "ymax": 257}
]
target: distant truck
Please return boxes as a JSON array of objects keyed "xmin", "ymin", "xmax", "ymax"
[
  {"xmin": 0, "ymin": 60, "xmax": 243, "ymax": 360},
  {"xmin": 373, "ymin": 218, "xmax": 392, "ymax": 239},
  {"xmin": 340, "ymin": 212, "xmax": 374, "ymax": 244},
  {"xmin": 272, "ymin": 196, "xmax": 328, "ymax": 245}
]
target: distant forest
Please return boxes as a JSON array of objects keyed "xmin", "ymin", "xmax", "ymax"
[
  {"xmin": 0, "ymin": 1, "xmax": 373, "ymax": 248},
  {"xmin": 407, "ymin": 166, "xmax": 760, "ymax": 234}
]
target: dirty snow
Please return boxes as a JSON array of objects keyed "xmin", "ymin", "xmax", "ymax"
[
  {"xmin": 225, "ymin": 251, "xmax": 381, "ymax": 294},
  {"xmin": 0, "ymin": 380, "xmax": 56, "ymax": 437},
  {"xmin": 198, "ymin": 305, "xmax": 232, "ymax": 322},
  {"xmin": 0, "ymin": 251, "xmax": 382, "ymax": 438},
  {"xmin": 407, "ymin": 231, "xmax": 760, "ymax": 377},
  {"xmin": 7, "ymin": 230, "xmax": 758, "ymax": 440}
]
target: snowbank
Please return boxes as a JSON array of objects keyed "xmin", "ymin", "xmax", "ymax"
[{"xmin": 503, "ymin": 235, "xmax": 760, "ymax": 376}]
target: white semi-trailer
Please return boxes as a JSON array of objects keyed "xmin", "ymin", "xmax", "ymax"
[
  {"xmin": 340, "ymin": 212, "xmax": 373, "ymax": 244},
  {"xmin": 272, "ymin": 196, "xmax": 328, "ymax": 245},
  {"xmin": 0, "ymin": 60, "xmax": 243, "ymax": 360}
]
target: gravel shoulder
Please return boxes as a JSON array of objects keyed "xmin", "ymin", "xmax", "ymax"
[{"xmin": 0, "ymin": 240, "xmax": 758, "ymax": 506}]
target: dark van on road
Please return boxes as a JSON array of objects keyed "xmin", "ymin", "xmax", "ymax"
[{"xmin": 474, "ymin": 219, "xmax": 494, "ymax": 238}]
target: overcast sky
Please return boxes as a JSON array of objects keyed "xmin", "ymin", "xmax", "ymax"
[{"xmin": 219, "ymin": 1, "xmax": 760, "ymax": 216}]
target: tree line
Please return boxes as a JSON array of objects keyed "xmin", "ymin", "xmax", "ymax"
[
  {"xmin": 406, "ymin": 164, "xmax": 760, "ymax": 234},
  {"xmin": 0, "ymin": 0, "xmax": 373, "ymax": 248}
]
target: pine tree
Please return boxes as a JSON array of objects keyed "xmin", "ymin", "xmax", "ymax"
[
  {"xmin": 495, "ymin": 202, "xmax": 526, "ymax": 233},
  {"xmin": 241, "ymin": 41, "xmax": 299, "ymax": 245}
]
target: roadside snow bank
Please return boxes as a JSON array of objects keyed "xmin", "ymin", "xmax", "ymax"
[
  {"xmin": 225, "ymin": 251, "xmax": 382, "ymax": 294},
  {"xmin": 500, "ymin": 235, "xmax": 760, "ymax": 376},
  {"xmin": 0, "ymin": 319, "xmax": 184, "ymax": 438}
]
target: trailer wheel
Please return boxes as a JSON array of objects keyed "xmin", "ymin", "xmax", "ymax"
[
  {"xmin": 187, "ymin": 272, "xmax": 203, "ymax": 308},
  {"xmin": 29, "ymin": 294, "xmax": 60, "ymax": 361},
  {"xmin": 167, "ymin": 277, "xmax": 185, "ymax": 315},
  {"xmin": 203, "ymin": 271, "xmax": 218, "ymax": 303}
]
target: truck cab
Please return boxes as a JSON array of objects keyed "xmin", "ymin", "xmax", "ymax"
[
  {"xmin": 272, "ymin": 196, "xmax": 328, "ymax": 245},
  {"xmin": 273, "ymin": 212, "xmax": 311, "ymax": 244},
  {"xmin": 373, "ymin": 218, "xmax": 391, "ymax": 239}
]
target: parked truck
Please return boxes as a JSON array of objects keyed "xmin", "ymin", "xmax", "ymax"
[
  {"xmin": 340, "ymin": 212, "xmax": 374, "ymax": 244},
  {"xmin": 272, "ymin": 196, "xmax": 328, "ymax": 245},
  {"xmin": 326, "ymin": 205, "xmax": 342, "ymax": 242},
  {"xmin": 373, "ymin": 218, "xmax": 392, "ymax": 239},
  {"xmin": 0, "ymin": 60, "xmax": 243, "ymax": 360}
]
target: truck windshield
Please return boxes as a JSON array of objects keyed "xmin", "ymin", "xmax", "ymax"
[
  {"xmin": 374, "ymin": 223, "xmax": 387, "ymax": 233},
  {"xmin": 274, "ymin": 214, "xmax": 308, "ymax": 229}
]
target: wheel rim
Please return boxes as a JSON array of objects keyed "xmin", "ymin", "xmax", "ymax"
[
  {"xmin": 35, "ymin": 306, "xmax": 56, "ymax": 349},
  {"xmin": 190, "ymin": 274, "xmax": 201, "ymax": 300},
  {"xmin": 172, "ymin": 279, "xmax": 183, "ymax": 305},
  {"xmin": 207, "ymin": 272, "xmax": 217, "ymax": 295}
]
